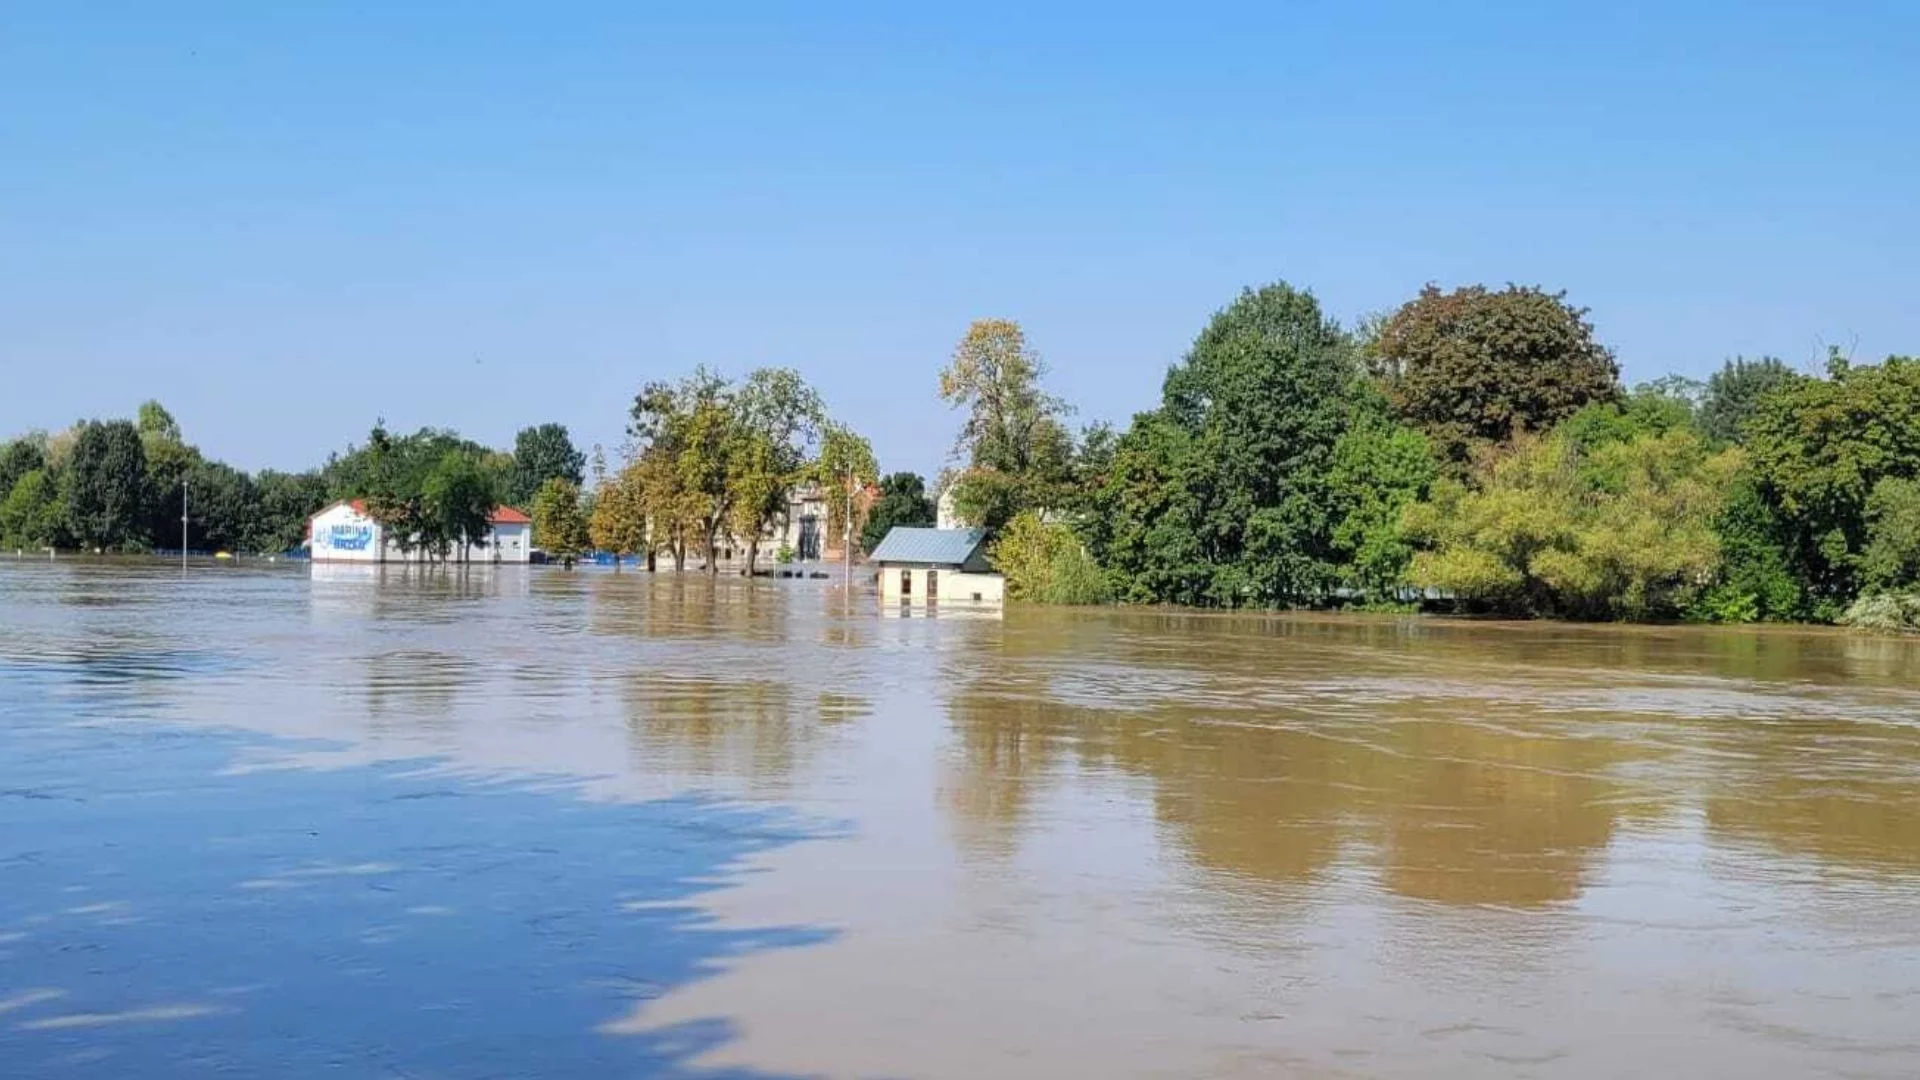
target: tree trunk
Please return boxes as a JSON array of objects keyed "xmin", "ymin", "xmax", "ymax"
[
  {"xmin": 704, "ymin": 524, "xmax": 720, "ymax": 575},
  {"xmin": 673, "ymin": 541, "xmax": 686, "ymax": 572},
  {"xmin": 646, "ymin": 548, "xmax": 657, "ymax": 573},
  {"xmin": 746, "ymin": 539, "xmax": 760, "ymax": 577}
]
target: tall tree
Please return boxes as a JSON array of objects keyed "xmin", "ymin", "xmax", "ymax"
[
  {"xmin": 531, "ymin": 477, "xmax": 590, "ymax": 559},
  {"xmin": 588, "ymin": 458, "xmax": 649, "ymax": 567},
  {"xmin": 136, "ymin": 400, "xmax": 181, "ymax": 445},
  {"xmin": 184, "ymin": 459, "xmax": 256, "ymax": 553},
  {"xmin": 1094, "ymin": 283, "xmax": 1357, "ymax": 606},
  {"xmin": 418, "ymin": 451, "xmax": 497, "ymax": 561},
  {"xmin": 249, "ymin": 470, "xmax": 329, "ymax": 553},
  {"xmin": 509, "ymin": 423, "xmax": 585, "ymax": 507},
  {"xmin": 65, "ymin": 420, "xmax": 150, "ymax": 550},
  {"xmin": 860, "ymin": 472, "xmax": 936, "ymax": 553},
  {"xmin": 1744, "ymin": 354, "xmax": 1920, "ymax": 616},
  {"xmin": 0, "ymin": 469, "xmax": 63, "ymax": 549},
  {"xmin": 1698, "ymin": 356, "xmax": 1800, "ymax": 445},
  {"xmin": 1372, "ymin": 284, "xmax": 1620, "ymax": 462},
  {"xmin": 729, "ymin": 367, "xmax": 826, "ymax": 571},
  {"xmin": 0, "ymin": 436, "xmax": 47, "ymax": 499},
  {"xmin": 939, "ymin": 319, "xmax": 1075, "ymax": 531},
  {"xmin": 812, "ymin": 423, "xmax": 878, "ymax": 560},
  {"xmin": 1327, "ymin": 396, "xmax": 1439, "ymax": 602},
  {"xmin": 1861, "ymin": 477, "xmax": 1920, "ymax": 592}
]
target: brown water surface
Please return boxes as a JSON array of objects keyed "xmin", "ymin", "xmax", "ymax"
[{"xmin": 5, "ymin": 561, "xmax": 1920, "ymax": 1078}]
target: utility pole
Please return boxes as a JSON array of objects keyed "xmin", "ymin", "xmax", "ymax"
[
  {"xmin": 843, "ymin": 469, "xmax": 853, "ymax": 587},
  {"xmin": 181, "ymin": 477, "xmax": 188, "ymax": 571}
]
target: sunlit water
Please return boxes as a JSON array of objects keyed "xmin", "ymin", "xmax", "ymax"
[{"xmin": 4, "ymin": 561, "xmax": 1920, "ymax": 1078}]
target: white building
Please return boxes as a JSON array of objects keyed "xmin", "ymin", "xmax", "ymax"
[
  {"xmin": 868, "ymin": 527, "xmax": 1003, "ymax": 607},
  {"xmin": 307, "ymin": 500, "xmax": 532, "ymax": 564}
]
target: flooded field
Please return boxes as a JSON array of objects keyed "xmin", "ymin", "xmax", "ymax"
[{"xmin": 4, "ymin": 561, "xmax": 1920, "ymax": 1078}]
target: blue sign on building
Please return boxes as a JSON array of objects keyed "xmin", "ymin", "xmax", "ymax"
[{"xmin": 327, "ymin": 524, "xmax": 374, "ymax": 551}]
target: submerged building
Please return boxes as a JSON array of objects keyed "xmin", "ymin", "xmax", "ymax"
[
  {"xmin": 307, "ymin": 500, "xmax": 532, "ymax": 564},
  {"xmin": 867, "ymin": 527, "xmax": 1003, "ymax": 607}
]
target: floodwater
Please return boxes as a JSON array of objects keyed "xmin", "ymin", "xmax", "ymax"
[{"xmin": 4, "ymin": 563, "xmax": 1920, "ymax": 1078}]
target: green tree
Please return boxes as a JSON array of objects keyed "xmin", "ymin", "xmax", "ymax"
[
  {"xmin": 1373, "ymin": 284, "xmax": 1620, "ymax": 462},
  {"xmin": 1861, "ymin": 477, "xmax": 1920, "ymax": 591},
  {"xmin": 1698, "ymin": 356, "xmax": 1799, "ymax": 445},
  {"xmin": 0, "ymin": 469, "xmax": 64, "ymax": 549},
  {"xmin": 1690, "ymin": 475, "xmax": 1804, "ymax": 623},
  {"xmin": 939, "ymin": 319, "xmax": 1075, "ymax": 532},
  {"xmin": 184, "ymin": 459, "xmax": 256, "ymax": 553},
  {"xmin": 65, "ymin": 420, "xmax": 150, "ymax": 550},
  {"xmin": 729, "ymin": 367, "xmax": 826, "ymax": 572},
  {"xmin": 1093, "ymin": 282, "xmax": 1356, "ymax": 606},
  {"xmin": 990, "ymin": 510, "xmax": 1109, "ymax": 605},
  {"xmin": 1327, "ymin": 397, "xmax": 1438, "ymax": 602},
  {"xmin": 0, "ymin": 436, "xmax": 47, "ymax": 499},
  {"xmin": 531, "ymin": 476, "xmax": 590, "ymax": 559},
  {"xmin": 1405, "ymin": 428, "xmax": 1741, "ymax": 619},
  {"xmin": 1743, "ymin": 354, "xmax": 1920, "ymax": 616},
  {"xmin": 861, "ymin": 472, "xmax": 936, "ymax": 553},
  {"xmin": 812, "ymin": 423, "xmax": 878, "ymax": 558},
  {"xmin": 418, "ymin": 451, "xmax": 497, "ymax": 561},
  {"xmin": 509, "ymin": 423, "xmax": 585, "ymax": 507},
  {"xmin": 136, "ymin": 399, "xmax": 181, "ymax": 445},
  {"xmin": 249, "ymin": 470, "xmax": 329, "ymax": 553},
  {"xmin": 588, "ymin": 457, "xmax": 650, "ymax": 566}
]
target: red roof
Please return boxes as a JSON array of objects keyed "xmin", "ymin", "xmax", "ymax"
[{"xmin": 490, "ymin": 506, "xmax": 531, "ymax": 525}]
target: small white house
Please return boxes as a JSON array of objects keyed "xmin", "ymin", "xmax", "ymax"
[
  {"xmin": 307, "ymin": 500, "xmax": 532, "ymax": 564},
  {"xmin": 868, "ymin": 527, "xmax": 1003, "ymax": 607}
]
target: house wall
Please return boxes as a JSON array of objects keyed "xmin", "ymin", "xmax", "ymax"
[
  {"xmin": 877, "ymin": 564, "xmax": 1004, "ymax": 606},
  {"xmin": 309, "ymin": 504, "xmax": 386, "ymax": 563},
  {"xmin": 309, "ymin": 504, "xmax": 530, "ymax": 563}
]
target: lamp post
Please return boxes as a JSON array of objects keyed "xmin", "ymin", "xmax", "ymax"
[{"xmin": 181, "ymin": 478, "xmax": 188, "ymax": 571}]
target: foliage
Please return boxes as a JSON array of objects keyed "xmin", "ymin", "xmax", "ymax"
[
  {"xmin": 136, "ymin": 400, "xmax": 181, "ymax": 445},
  {"xmin": 0, "ymin": 436, "xmax": 46, "ymax": 499},
  {"xmin": 1405, "ymin": 428, "xmax": 1741, "ymax": 619},
  {"xmin": 1373, "ymin": 283, "xmax": 1620, "ymax": 463},
  {"xmin": 0, "ymin": 470, "xmax": 64, "ymax": 549},
  {"xmin": 812, "ymin": 423, "xmax": 877, "ymax": 554},
  {"xmin": 1861, "ymin": 477, "xmax": 1920, "ymax": 590},
  {"xmin": 530, "ymin": 477, "xmax": 590, "ymax": 557},
  {"xmin": 417, "ymin": 451, "xmax": 498, "ymax": 560},
  {"xmin": 989, "ymin": 511, "xmax": 1109, "ymax": 605},
  {"xmin": 1689, "ymin": 475, "xmax": 1805, "ymax": 623},
  {"xmin": 1327, "ymin": 395, "xmax": 1438, "ymax": 600},
  {"xmin": 1743, "ymin": 354, "xmax": 1920, "ymax": 615},
  {"xmin": 861, "ymin": 472, "xmax": 936, "ymax": 553},
  {"xmin": 938, "ymin": 319, "xmax": 1074, "ymax": 532},
  {"xmin": 1839, "ymin": 591, "xmax": 1920, "ymax": 635},
  {"xmin": 509, "ymin": 423, "xmax": 584, "ymax": 508},
  {"xmin": 64, "ymin": 420, "xmax": 149, "ymax": 550},
  {"xmin": 1699, "ymin": 356, "xmax": 1799, "ymax": 445},
  {"xmin": 184, "ymin": 459, "xmax": 256, "ymax": 553},
  {"xmin": 249, "ymin": 470, "xmax": 329, "ymax": 553},
  {"xmin": 1090, "ymin": 282, "xmax": 1357, "ymax": 606},
  {"xmin": 588, "ymin": 457, "xmax": 650, "ymax": 561}
]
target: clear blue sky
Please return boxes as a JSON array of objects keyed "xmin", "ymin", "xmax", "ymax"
[{"xmin": 3, "ymin": 3, "xmax": 1914, "ymax": 479}]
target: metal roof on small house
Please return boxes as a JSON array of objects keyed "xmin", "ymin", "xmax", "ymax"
[{"xmin": 867, "ymin": 527, "xmax": 988, "ymax": 567}]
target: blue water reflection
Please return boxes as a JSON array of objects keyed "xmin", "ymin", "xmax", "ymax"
[{"xmin": 0, "ymin": 661, "xmax": 831, "ymax": 1079}]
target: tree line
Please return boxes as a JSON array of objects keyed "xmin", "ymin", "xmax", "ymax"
[
  {"xmin": 935, "ymin": 283, "xmax": 1920, "ymax": 632},
  {"xmin": 0, "ymin": 403, "xmax": 591, "ymax": 558}
]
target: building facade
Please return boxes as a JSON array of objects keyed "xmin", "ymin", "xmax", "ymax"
[
  {"xmin": 868, "ymin": 526, "xmax": 1004, "ymax": 607},
  {"xmin": 308, "ymin": 500, "xmax": 532, "ymax": 563}
]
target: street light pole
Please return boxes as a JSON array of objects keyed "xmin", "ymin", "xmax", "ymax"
[{"xmin": 181, "ymin": 477, "xmax": 189, "ymax": 571}]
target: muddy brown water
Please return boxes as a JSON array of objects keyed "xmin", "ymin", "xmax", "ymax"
[{"xmin": 4, "ymin": 560, "xmax": 1920, "ymax": 1078}]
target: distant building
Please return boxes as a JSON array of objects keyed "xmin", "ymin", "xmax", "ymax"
[
  {"xmin": 935, "ymin": 485, "xmax": 962, "ymax": 530},
  {"xmin": 765, "ymin": 481, "xmax": 879, "ymax": 565},
  {"xmin": 307, "ymin": 500, "xmax": 532, "ymax": 564},
  {"xmin": 868, "ymin": 527, "xmax": 1003, "ymax": 607}
]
